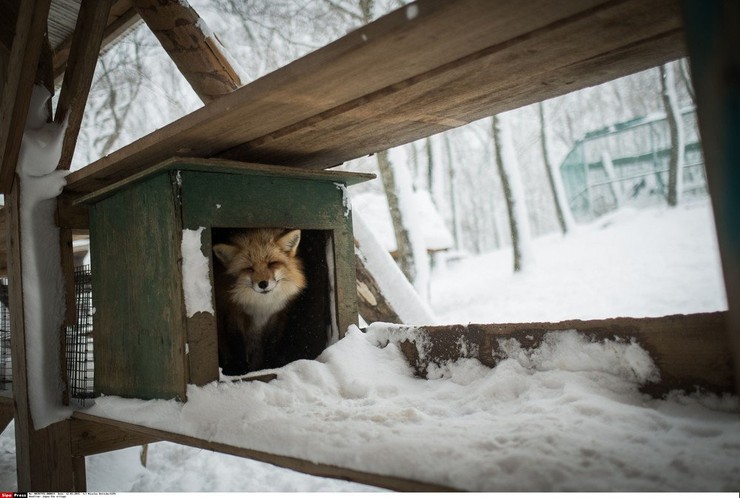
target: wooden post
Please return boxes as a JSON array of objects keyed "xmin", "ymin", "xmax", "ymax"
[
  {"xmin": 682, "ymin": 0, "xmax": 740, "ymax": 389},
  {"xmin": 55, "ymin": 0, "xmax": 114, "ymax": 171},
  {"xmin": 8, "ymin": 181, "xmax": 77, "ymax": 490},
  {"xmin": 0, "ymin": 0, "xmax": 53, "ymax": 194}
]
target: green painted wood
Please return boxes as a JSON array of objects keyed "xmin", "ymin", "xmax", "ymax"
[
  {"xmin": 90, "ymin": 173, "xmax": 187, "ymax": 400},
  {"xmin": 180, "ymin": 170, "xmax": 351, "ymax": 230},
  {"xmin": 74, "ymin": 157, "xmax": 374, "ymax": 206},
  {"xmin": 86, "ymin": 159, "xmax": 367, "ymax": 397},
  {"xmin": 180, "ymin": 169, "xmax": 359, "ymax": 341}
]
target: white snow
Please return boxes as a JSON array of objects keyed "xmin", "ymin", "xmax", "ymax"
[
  {"xmin": 180, "ymin": 227, "xmax": 215, "ymax": 317},
  {"xmin": 352, "ymin": 190, "xmax": 454, "ymax": 252},
  {"xmin": 16, "ymin": 86, "xmax": 72, "ymax": 429},
  {"xmin": 333, "ymin": 182, "xmax": 351, "ymax": 217},
  {"xmin": 0, "ymin": 199, "xmax": 735, "ymax": 492},
  {"xmin": 353, "ymin": 211, "xmax": 436, "ymax": 325}
]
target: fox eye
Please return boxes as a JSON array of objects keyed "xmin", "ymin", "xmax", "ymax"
[
  {"xmin": 244, "ymin": 267, "xmax": 254, "ymax": 274},
  {"xmin": 268, "ymin": 261, "xmax": 280, "ymax": 268}
]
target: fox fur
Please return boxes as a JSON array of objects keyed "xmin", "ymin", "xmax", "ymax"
[{"xmin": 212, "ymin": 228, "xmax": 306, "ymax": 374}]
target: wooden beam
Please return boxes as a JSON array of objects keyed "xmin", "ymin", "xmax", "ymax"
[
  {"xmin": 0, "ymin": 396, "xmax": 13, "ymax": 435},
  {"xmin": 55, "ymin": 0, "xmax": 114, "ymax": 172},
  {"xmin": 70, "ymin": 416, "xmax": 158, "ymax": 456},
  {"xmin": 63, "ymin": 0, "xmax": 684, "ymax": 196},
  {"xmin": 72, "ymin": 411, "xmax": 456, "ymax": 492},
  {"xmin": 682, "ymin": 0, "xmax": 740, "ymax": 390},
  {"xmin": 392, "ymin": 312, "xmax": 734, "ymax": 396},
  {"xmin": 52, "ymin": 0, "xmax": 139, "ymax": 81},
  {"xmin": 133, "ymin": 0, "xmax": 242, "ymax": 103},
  {"xmin": 0, "ymin": 0, "xmax": 52, "ymax": 194},
  {"xmin": 0, "ymin": 0, "xmax": 19, "ymax": 55}
]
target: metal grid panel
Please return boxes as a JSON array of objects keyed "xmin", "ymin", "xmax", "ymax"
[
  {"xmin": 0, "ymin": 278, "xmax": 11, "ymax": 393},
  {"xmin": 65, "ymin": 265, "xmax": 95, "ymax": 403}
]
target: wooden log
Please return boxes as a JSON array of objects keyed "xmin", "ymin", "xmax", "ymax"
[
  {"xmin": 391, "ymin": 312, "xmax": 734, "ymax": 396},
  {"xmin": 0, "ymin": 0, "xmax": 52, "ymax": 194},
  {"xmin": 133, "ymin": 0, "xmax": 243, "ymax": 103},
  {"xmin": 72, "ymin": 411, "xmax": 456, "ymax": 492},
  {"xmin": 54, "ymin": 0, "xmax": 114, "ymax": 172},
  {"xmin": 62, "ymin": 0, "xmax": 684, "ymax": 196},
  {"xmin": 354, "ymin": 250, "xmax": 403, "ymax": 324}
]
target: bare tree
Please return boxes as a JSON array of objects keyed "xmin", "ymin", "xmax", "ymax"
[
  {"xmin": 492, "ymin": 114, "xmax": 533, "ymax": 272},
  {"xmin": 538, "ymin": 101, "xmax": 574, "ymax": 234},
  {"xmin": 660, "ymin": 62, "xmax": 685, "ymax": 207}
]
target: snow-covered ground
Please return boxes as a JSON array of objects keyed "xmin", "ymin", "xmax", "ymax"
[{"xmin": 0, "ymin": 199, "xmax": 736, "ymax": 492}]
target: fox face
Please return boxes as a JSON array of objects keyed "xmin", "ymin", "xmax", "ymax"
[{"xmin": 213, "ymin": 228, "xmax": 307, "ymax": 328}]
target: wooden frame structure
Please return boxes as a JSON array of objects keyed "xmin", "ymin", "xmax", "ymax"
[{"xmin": 0, "ymin": 0, "xmax": 737, "ymax": 491}]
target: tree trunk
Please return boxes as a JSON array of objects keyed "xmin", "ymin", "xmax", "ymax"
[
  {"xmin": 376, "ymin": 149, "xmax": 429, "ymax": 299},
  {"xmin": 538, "ymin": 101, "xmax": 575, "ymax": 234},
  {"xmin": 443, "ymin": 134, "xmax": 462, "ymax": 251},
  {"xmin": 660, "ymin": 62, "xmax": 685, "ymax": 207},
  {"xmin": 492, "ymin": 114, "xmax": 533, "ymax": 272}
]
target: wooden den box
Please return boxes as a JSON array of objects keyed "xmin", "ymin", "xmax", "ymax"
[{"xmin": 77, "ymin": 157, "xmax": 373, "ymax": 401}]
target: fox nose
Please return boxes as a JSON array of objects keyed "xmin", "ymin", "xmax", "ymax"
[{"xmin": 258, "ymin": 280, "xmax": 268, "ymax": 290}]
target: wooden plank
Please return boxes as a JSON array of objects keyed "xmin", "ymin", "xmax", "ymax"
[
  {"xmin": 682, "ymin": 0, "xmax": 740, "ymax": 390},
  {"xmin": 7, "ymin": 180, "xmax": 77, "ymax": 490},
  {"xmin": 90, "ymin": 173, "xmax": 187, "ymax": 401},
  {"xmin": 72, "ymin": 411, "xmax": 456, "ymax": 492},
  {"xmin": 63, "ymin": 0, "xmax": 684, "ymax": 196},
  {"xmin": 0, "ymin": 0, "xmax": 52, "ymax": 194},
  {"xmin": 392, "ymin": 312, "xmax": 734, "ymax": 396},
  {"xmin": 52, "ymin": 0, "xmax": 139, "ymax": 80},
  {"xmin": 0, "ymin": 0, "xmax": 19, "ymax": 55},
  {"xmin": 70, "ymin": 416, "xmax": 158, "ymax": 456},
  {"xmin": 0, "ymin": 206, "xmax": 7, "ymax": 276},
  {"xmin": 54, "ymin": 0, "xmax": 114, "ymax": 172},
  {"xmin": 133, "ymin": 0, "xmax": 242, "ymax": 103},
  {"xmin": 0, "ymin": 396, "xmax": 13, "ymax": 435},
  {"xmin": 73, "ymin": 157, "xmax": 374, "ymax": 204}
]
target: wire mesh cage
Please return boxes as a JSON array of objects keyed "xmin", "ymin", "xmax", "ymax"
[
  {"xmin": 0, "ymin": 267, "xmax": 96, "ymax": 403},
  {"xmin": 0, "ymin": 278, "xmax": 11, "ymax": 393},
  {"xmin": 65, "ymin": 265, "xmax": 95, "ymax": 404}
]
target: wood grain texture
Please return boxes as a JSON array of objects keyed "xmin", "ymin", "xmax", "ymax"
[
  {"xmin": 55, "ymin": 0, "xmax": 114, "ymax": 171},
  {"xmin": 0, "ymin": 396, "xmax": 13, "ymax": 435},
  {"xmin": 52, "ymin": 0, "xmax": 139, "ymax": 80},
  {"xmin": 133, "ymin": 0, "xmax": 242, "ymax": 103},
  {"xmin": 90, "ymin": 173, "xmax": 187, "ymax": 400},
  {"xmin": 394, "ymin": 312, "xmax": 734, "ymax": 396},
  {"xmin": 63, "ymin": 0, "xmax": 684, "ymax": 196},
  {"xmin": 0, "ymin": 0, "xmax": 52, "ymax": 194},
  {"xmin": 71, "ymin": 415, "xmax": 157, "ymax": 456},
  {"xmin": 72, "ymin": 411, "xmax": 457, "ymax": 491},
  {"xmin": 353, "ymin": 250, "xmax": 403, "ymax": 324}
]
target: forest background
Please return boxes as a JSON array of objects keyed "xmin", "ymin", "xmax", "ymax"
[{"xmin": 69, "ymin": 0, "xmax": 698, "ymax": 304}]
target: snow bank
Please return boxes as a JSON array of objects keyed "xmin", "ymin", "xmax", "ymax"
[
  {"xmin": 83, "ymin": 325, "xmax": 740, "ymax": 491},
  {"xmin": 17, "ymin": 86, "xmax": 72, "ymax": 429}
]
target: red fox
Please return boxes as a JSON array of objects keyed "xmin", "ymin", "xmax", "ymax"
[{"xmin": 212, "ymin": 228, "xmax": 307, "ymax": 375}]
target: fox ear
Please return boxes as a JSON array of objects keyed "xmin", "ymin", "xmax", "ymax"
[
  {"xmin": 213, "ymin": 243, "xmax": 238, "ymax": 265},
  {"xmin": 277, "ymin": 229, "xmax": 301, "ymax": 256}
]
